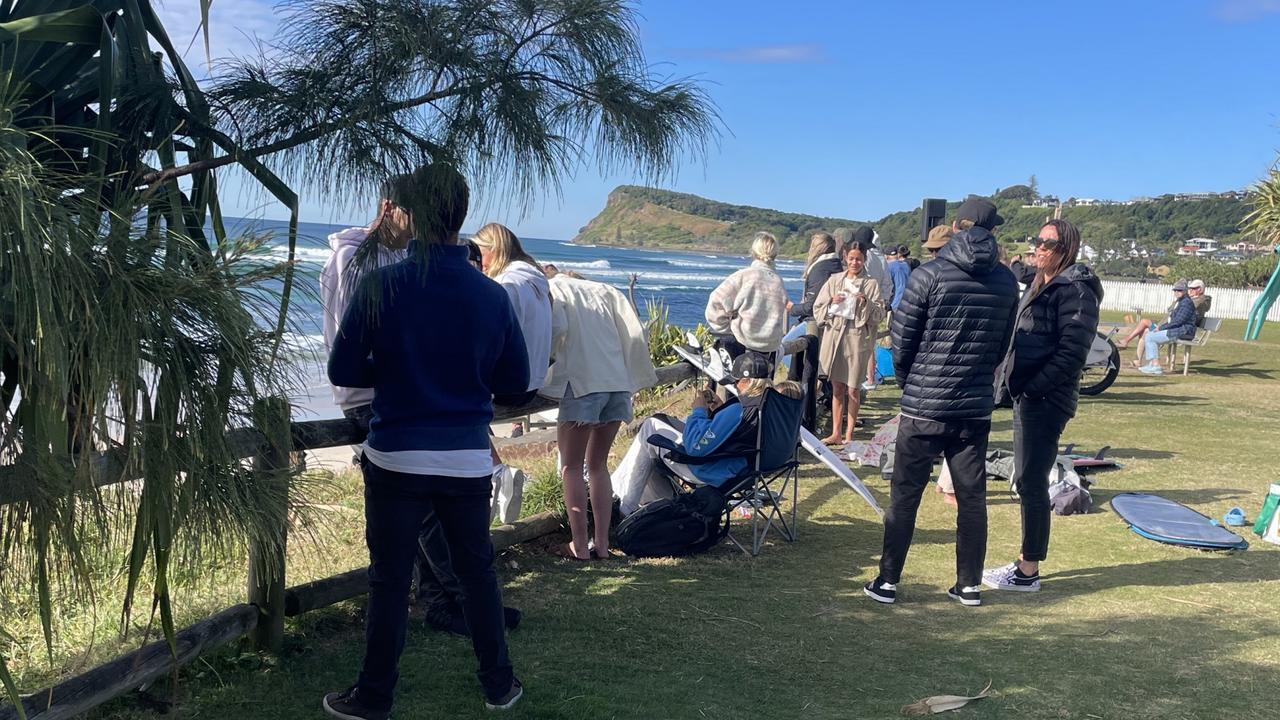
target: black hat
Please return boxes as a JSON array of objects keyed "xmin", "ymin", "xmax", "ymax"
[
  {"xmin": 851, "ymin": 226, "xmax": 876, "ymax": 248},
  {"xmin": 955, "ymin": 197, "xmax": 1004, "ymax": 230},
  {"xmin": 896, "ymin": 244, "xmax": 912, "ymax": 257},
  {"xmin": 729, "ymin": 352, "xmax": 771, "ymax": 382}
]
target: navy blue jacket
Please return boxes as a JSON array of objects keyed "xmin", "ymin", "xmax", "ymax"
[
  {"xmin": 328, "ymin": 244, "xmax": 530, "ymax": 454},
  {"xmin": 1160, "ymin": 296, "xmax": 1198, "ymax": 341}
]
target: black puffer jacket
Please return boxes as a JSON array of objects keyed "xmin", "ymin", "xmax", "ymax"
[
  {"xmin": 1001, "ymin": 264, "xmax": 1103, "ymax": 418},
  {"xmin": 891, "ymin": 227, "xmax": 1020, "ymax": 421},
  {"xmin": 790, "ymin": 255, "xmax": 842, "ymax": 321}
]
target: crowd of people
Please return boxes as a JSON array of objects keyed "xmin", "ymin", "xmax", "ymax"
[{"xmin": 317, "ymin": 162, "xmax": 1189, "ymax": 717}]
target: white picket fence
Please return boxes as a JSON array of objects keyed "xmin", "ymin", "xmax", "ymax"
[{"xmin": 1099, "ymin": 280, "xmax": 1280, "ymax": 322}]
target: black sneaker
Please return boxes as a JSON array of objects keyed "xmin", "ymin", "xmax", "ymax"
[
  {"xmin": 947, "ymin": 584, "xmax": 982, "ymax": 607},
  {"xmin": 863, "ymin": 577, "xmax": 897, "ymax": 604},
  {"xmin": 485, "ymin": 678, "xmax": 524, "ymax": 711},
  {"xmin": 323, "ymin": 687, "xmax": 389, "ymax": 720},
  {"xmin": 504, "ymin": 607, "xmax": 523, "ymax": 631},
  {"xmin": 426, "ymin": 606, "xmax": 469, "ymax": 637}
]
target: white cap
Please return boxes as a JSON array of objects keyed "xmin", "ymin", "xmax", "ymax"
[{"xmin": 1189, "ymin": 279, "xmax": 1206, "ymax": 289}]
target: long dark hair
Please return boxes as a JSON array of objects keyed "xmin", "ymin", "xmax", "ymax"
[{"xmin": 1032, "ymin": 219, "xmax": 1081, "ymax": 292}]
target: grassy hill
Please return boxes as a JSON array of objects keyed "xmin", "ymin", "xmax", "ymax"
[{"xmin": 573, "ymin": 185, "xmax": 1252, "ymax": 259}]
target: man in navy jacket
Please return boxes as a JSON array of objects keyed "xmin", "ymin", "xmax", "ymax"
[{"xmin": 323, "ymin": 165, "xmax": 529, "ymax": 719}]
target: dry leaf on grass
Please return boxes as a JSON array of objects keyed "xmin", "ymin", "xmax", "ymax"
[{"xmin": 901, "ymin": 681, "xmax": 993, "ymax": 715}]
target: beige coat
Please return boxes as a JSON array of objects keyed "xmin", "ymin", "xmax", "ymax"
[{"xmin": 813, "ymin": 271, "xmax": 886, "ymax": 385}]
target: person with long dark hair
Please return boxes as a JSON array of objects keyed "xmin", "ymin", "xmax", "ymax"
[
  {"xmin": 325, "ymin": 164, "xmax": 527, "ymax": 718},
  {"xmin": 985, "ymin": 219, "xmax": 1101, "ymax": 593}
]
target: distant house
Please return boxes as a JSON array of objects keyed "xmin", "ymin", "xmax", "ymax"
[
  {"xmin": 1226, "ymin": 241, "xmax": 1264, "ymax": 253},
  {"xmin": 1185, "ymin": 237, "xmax": 1218, "ymax": 256},
  {"xmin": 1080, "ymin": 244, "xmax": 1099, "ymax": 262},
  {"xmin": 1071, "ymin": 198, "xmax": 1099, "ymax": 207}
]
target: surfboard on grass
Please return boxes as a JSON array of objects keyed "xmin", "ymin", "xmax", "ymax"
[
  {"xmin": 1111, "ymin": 493, "xmax": 1248, "ymax": 551},
  {"xmin": 672, "ymin": 344, "xmax": 884, "ymax": 518}
]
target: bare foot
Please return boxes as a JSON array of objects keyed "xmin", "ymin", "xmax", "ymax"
[
  {"xmin": 1117, "ymin": 339, "xmax": 1130, "ymax": 349},
  {"xmin": 942, "ymin": 492, "xmax": 958, "ymax": 507},
  {"xmin": 552, "ymin": 541, "xmax": 590, "ymax": 561},
  {"xmin": 821, "ymin": 435, "xmax": 843, "ymax": 446}
]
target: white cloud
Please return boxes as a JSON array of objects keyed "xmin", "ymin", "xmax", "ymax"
[
  {"xmin": 1215, "ymin": 0, "xmax": 1280, "ymax": 21},
  {"xmin": 684, "ymin": 43, "xmax": 826, "ymax": 64}
]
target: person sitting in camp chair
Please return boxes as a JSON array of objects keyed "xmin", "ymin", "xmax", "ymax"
[{"xmin": 612, "ymin": 353, "xmax": 799, "ymax": 516}]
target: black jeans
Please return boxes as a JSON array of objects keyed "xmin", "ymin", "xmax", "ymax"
[
  {"xmin": 357, "ymin": 459, "xmax": 514, "ymax": 709},
  {"xmin": 1012, "ymin": 397, "xmax": 1070, "ymax": 562},
  {"xmin": 879, "ymin": 416, "xmax": 991, "ymax": 588},
  {"xmin": 344, "ymin": 405, "xmax": 463, "ymax": 612}
]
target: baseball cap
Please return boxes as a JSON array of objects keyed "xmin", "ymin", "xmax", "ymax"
[
  {"xmin": 897, "ymin": 244, "xmax": 912, "ymax": 257},
  {"xmin": 1189, "ymin": 279, "xmax": 1205, "ymax": 289},
  {"xmin": 1172, "ymin": 279, "xmax": 1189, "ymax": 292},
  {"xmin": 955, "ymin": 196, "xmax": 1005, "ymax": 230},
  {"xmin": 728, "ymin": 352, "xmax": 771, "ymax": 382}
]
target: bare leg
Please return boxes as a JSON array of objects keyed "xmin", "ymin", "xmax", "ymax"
[
  {"xmin": 586, "ymin": 422, "xmax": 622, "ymax": 555},
  {"xmin": 824, "ymin": 380, "xmax": 849, "ymax": 444},
  {"xmin": 844, "ymin": 383, "xmax": 861, "ymax": 443},
  {"xmin": 865, "ymin": 347, "xmax": 878, "ymax": 388},
  {"xmin": 1119, "ymin": 319, "xmax": 1152, "ymax": 349},
  {"xmin": 557, "ymin": 423, "xmax": 592, "ymax": 559}
]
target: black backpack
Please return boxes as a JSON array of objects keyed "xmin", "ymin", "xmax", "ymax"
[{"xmin": 615, "ymin": 485, "xmax": 729, "ymax": 557}]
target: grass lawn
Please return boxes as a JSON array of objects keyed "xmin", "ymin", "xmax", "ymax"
[{"xmin": 9, "ymin": 317, "xmax": 1279, "ymax": 719}]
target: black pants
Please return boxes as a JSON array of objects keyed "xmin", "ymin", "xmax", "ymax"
[
  {"xmin": 1012, "ymin": 397, "xmax": 1070, "ymax": 562},
  {"xmin": 357, "ymin": 460, "xmax": 513, "ymax": 709},
  {"xmin": 879, "ymin": 416, "xmax": 991, "ymax": 588},
  {"xmin": 344, "ymin": 406, "xmax": 462, "ymax": 612}
]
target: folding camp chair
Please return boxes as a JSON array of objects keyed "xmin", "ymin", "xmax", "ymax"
[{"xmin": 647, "ymin": 389, "xmax": 805, "ymax": 556}]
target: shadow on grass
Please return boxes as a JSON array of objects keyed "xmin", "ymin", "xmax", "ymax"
[
  {"xmin": 1091, "ymin": 486, "xmax": 1252, "ymax": 507},
  {"xmin": 1190, "ymin": 362, "xmax": 1278, "ymax": 380},
  {"xmin": 1050, "ymin": 553, "xmax": 1280, "ymax": 593},
  {"xmin": 1089, "ymin": 391, "xmax": 1208, "ymax": 405},
  {"xmin": 1102, "ymin": 447, "xmax": 1178, "ymax": 460}
]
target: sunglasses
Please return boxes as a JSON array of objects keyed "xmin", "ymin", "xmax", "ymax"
[{"xmin": 1029, "ymin": 237, "xmax": 1061, "ymax": 249}]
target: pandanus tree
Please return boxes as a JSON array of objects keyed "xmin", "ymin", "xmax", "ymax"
[{"xmin": 0, "ymin": 0, "xmax": 717, "ymax": 707}]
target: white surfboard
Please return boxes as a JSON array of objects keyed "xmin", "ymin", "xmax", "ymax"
[{"xmin": 673, "ymin": 344, "xmax": 884, "ymax": 518}]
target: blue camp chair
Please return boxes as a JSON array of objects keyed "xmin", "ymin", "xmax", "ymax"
[{"xmin": 647, "ymin": 388, "xmax": 805, "ymax": 556}]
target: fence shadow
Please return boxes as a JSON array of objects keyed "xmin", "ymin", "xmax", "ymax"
[
  {"xmin": 1089, "ymin": 391, "xmax": 1207, "ymax": 405},
  {"xmin": 1190, "ymin": 362, "xmax": 1277, "ymax": 380}
]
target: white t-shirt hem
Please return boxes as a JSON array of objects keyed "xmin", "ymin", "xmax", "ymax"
[{"xmin": 361, "ymin": 445, "xmax": 494, "ymax": 478}]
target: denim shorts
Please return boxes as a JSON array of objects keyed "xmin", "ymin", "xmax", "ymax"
[{"xmin": 557, "ymin": 383, "xmax": 633, "ymax": 425}]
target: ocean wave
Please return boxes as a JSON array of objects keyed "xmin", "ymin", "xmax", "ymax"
[
  {"xmin": 665, "ymin": 259, "xmax": 741, "ymax": 270},
  {"xmin": 561, "ymin": 241, "xmax": 596, "ymax": 248},
  {"xmin": 263, "ymin": 246, "xmax": 332, "ymax": 264},
  {"xmin": 553, "ymin": 259, "xmax": 611, "ymax": 270}
]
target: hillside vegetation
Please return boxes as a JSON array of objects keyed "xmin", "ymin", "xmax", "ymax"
[{"xmin": 574, "ymin": 185, "xmax": 1253, "ymax": 261}]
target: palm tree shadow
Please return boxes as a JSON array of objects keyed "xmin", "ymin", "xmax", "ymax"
[{"xmin": 1191, "ymin": 362, "xmax": 1277, "ymax": 380}]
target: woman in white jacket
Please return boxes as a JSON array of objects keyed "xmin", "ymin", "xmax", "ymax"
[
  {"xmin": 472, "ymin": 224, "xmax": 553, "ymax": 524},
  {"xmin": 544, "ymin": 274, "xmax": 657, "ymax": 560}
]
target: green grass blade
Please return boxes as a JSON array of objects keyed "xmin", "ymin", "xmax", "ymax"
[
  {"xmin": 0, "ymin": 639, "xmax": 26, "ymax": 720},
  {"xmin": 0, "ymin": 5, "xmax": 100, "ymax": 45}
]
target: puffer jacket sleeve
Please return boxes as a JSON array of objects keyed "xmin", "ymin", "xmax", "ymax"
[
  {"xmin": 791, "ymin": 263, "xmax": 829, "ymax": 318},
  {"xmin": 891, "ymin": 266, "xmax": 935, "ymax": 387},
  {"xmin": 1020, "ymin": 282, "xmax": 1100, "ymax": 399},
  {"xmin": 812, "ymin": 276, "xmax": 836, "ymax": 328},
  {"xmin": 1009, "ymin": 259, "xmax": 1036, "ymax": 285}
]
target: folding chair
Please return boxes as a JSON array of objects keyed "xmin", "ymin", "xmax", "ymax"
[{"xmin": 647, "ymin": 389, "xmax": 805, "ymax": 556}]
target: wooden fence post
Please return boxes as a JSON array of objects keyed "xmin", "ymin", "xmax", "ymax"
[{"xmin": 248, "ymin": 396, "xmax": 290, "ymax": 653}]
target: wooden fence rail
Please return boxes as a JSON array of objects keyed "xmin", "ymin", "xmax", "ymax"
[{"xmin": 0, "ymin": 336, "xmax": 816, "ymax": 720}]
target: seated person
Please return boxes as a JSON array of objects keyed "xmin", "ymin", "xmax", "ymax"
[
  {"xmin": 611, "ymin": 353, "xmax": 801, "ymax": 515},
  {"xmin": 1137, "ymin": 280, "xmax": 1198, "ymax": 375},
  {"xmin": 1188, "ymin": 279, "xmax": 1213, "ymax": 327}
]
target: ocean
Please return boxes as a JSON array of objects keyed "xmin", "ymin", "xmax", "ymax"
[{"xmin": 226, "ymin": 218, "xmax": 806, "ymax": 419}]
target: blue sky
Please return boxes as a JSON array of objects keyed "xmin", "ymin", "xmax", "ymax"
[{"xmin": 162, "ymin": 0, "xmax": 1280, "ymax": 238}]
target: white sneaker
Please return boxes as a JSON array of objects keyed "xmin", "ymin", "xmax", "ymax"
[{"xmin": 983, "ymin": 561, "xmax": 1041, "ymax": 592}]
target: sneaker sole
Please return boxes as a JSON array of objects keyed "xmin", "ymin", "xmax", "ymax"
[
  {"xmin": 947, "ymin": 591, "xmax": 981, "ymax": 607},
  {"xmin": 862, "ymin": 587, "xmax": 895, "ymax": 604},
  {"xmin": 323, "ymin": 696, "xmax": 387, "ymax": 720},
  {"xmin": 485, "ymin": 686, "xmax": 523, "ymax": 711},
  {"xmin": 982, "ymin": 579, "xmax": 1040, "ymax": 592}
]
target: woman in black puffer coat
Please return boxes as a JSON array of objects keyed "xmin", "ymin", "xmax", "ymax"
[{"xmin": 986, "ymin": 219, "xmax": 1101, "ymax": 594}]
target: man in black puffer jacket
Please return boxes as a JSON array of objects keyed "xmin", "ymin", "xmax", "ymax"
[{"xmin": 864, "ymin": 197, "xmax": 1020, "ymax": 608}]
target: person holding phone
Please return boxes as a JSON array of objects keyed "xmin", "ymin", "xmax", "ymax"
[{"xmin": 812, "ymin": 242, "xmax": 886, "ymax": 446}]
